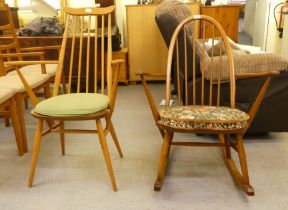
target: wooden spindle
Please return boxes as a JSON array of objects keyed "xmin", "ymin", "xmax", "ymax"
[
  {"xmin": 107, "ymin": 13, "xmax": 112, "ymax": 98},
  {"xmin": 184, "ymin": 29, "xmax": 188, "ymax": 105},
  {"xmin": 176, "ymin": 39, "xmax": 181, "ymax": 105},
  {"xmin": 101, "ymin": 15, "xmax": 105, "ymax": 94},
  {"xmin": 201, "ymin": 20, "xmax": 206, "ymax": 105},
  {"xmin": 94, "ymin": 15, "xmax": 98, "ymax": 93},
  {"xmin": 68, "ymin": 16, "xmax": 77, "ymax": 94},
  {"xmin": 86, "ymin": 15, "xmax": 91, "ymax": 93},
  {"xmin": 77, "ymin": 16, "xmax": 85, "ymax": 93},
  {"xmin": 192, "ymin": 21, "xmax": 196, "ymax": 105},
  {"xmin": 209, "ymin": 24, "xmax": 215, "ymax": 106},
  {"xmin": 217, "ymin": 37, "xmax": 223, "ymax": 106}
]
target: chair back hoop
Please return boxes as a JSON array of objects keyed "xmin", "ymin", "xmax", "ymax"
[
  {"xmin": 53, "ymin": 6, "xmax": 115, "ymax": 98},
  {"xmin": 0, "ymin": 1, "xmax": 22, "ymax": 58},
  {"xmin": 165, "ymin": 15, "xmax": 235, "ymax": 109}
]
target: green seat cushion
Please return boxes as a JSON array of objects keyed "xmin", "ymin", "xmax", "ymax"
[
  {"xmin": 35, "ymin": 93, "xmax": 109, "ymax": 116},
  {"xmin": 159, "ymin": 105, "xmax": 249, "ymax": 130}
]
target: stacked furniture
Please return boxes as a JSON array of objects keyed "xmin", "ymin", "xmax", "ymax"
[{"xmin": 0, "ymin": 0, "xmax": 57, "ymax": 153}]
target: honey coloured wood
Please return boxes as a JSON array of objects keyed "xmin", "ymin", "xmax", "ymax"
[
  {"xmin": 5, "ymin": 5, "xmax": 125, "ymax": 192},
  {"xmin": 126, "ymin": 3, "xmax": 201, "ymax": 82},
  {"xmin": 139, "ymin": 5, "xmax": 277, "ymax": 195},
  {"xmin": 200, "ymin": 5, "xmax": 242, "ymax": 42}
]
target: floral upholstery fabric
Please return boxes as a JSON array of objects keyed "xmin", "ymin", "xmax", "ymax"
[{"xmin": 159, "ymin": 106, "xmax": 249, "ymax": 130}]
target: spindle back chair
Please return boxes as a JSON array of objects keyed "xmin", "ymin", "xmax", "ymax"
[
  {"xmin": 7, "ymin": 6, "xmax": 124, "ymax": 191},
  {"xmin": 139, "ymin": 14, "xmax": 277, "ymax": 195}
]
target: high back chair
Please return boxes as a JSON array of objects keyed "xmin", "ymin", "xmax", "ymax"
[
  {"xmin": 139, "ymin": 12, "xmax": 278, "ymax": 195},
  {"xmin": 6, "ymin": 6, "xmax": 124, "ymax": 192}
]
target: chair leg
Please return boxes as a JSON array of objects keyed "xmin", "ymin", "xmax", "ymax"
[
  {"xmin": 28, "ymin": 119, "xmax": 44, "ymax": 187},
  {"xmin": 4, "ymin": 117, "xmax": 9, "ymax": 127},
  {"xmin": 4, "ymin": 106, "xmax": 9, "ymax": 127},
  {"xmin": 96, "ymin": 119, "xmax": 117, "ymax": 192},
  {"xmin": 109, "ymin": 121, "xmax": 123, "ymax": 158},
  {"xmin": 236, "ymin": 134, "xmax": 254, "ymax": 195},
  {"xmin": 154, "ymin": 131, "xmax": 173, "ymax": 191},
  {"xmin": 44, "ymin": 84, "xmax": 51, "ymax": 99},
  {"xmin": 220, "ymin": 134, "xmax": 254, "ymax": 196},
  {"xmin": 10, "ymin": 99, "xmax": 23, "ymax": 156},
  {"xmin": 60, "ymin": 120, "xmax": 65, "ymax": 155},
  {"xmin": 15, "ymin": 94, "xmax": 28, "ymax": 153},
  {"xmin": 24, "ymin": 97, "xmax": 29, "ymax": 110}
]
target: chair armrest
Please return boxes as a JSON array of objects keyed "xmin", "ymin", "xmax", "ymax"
[
  {"xmin": 5, "ymin": 60, "xmax": 59, "ymax": 67},
  {"xmin": 20, "ymin": 45, "xmax": 62, "ymax": 52},
  {"xmin": 235, "ymin": 71, "xmax": 279, "ymax": 79},
  {"xmin": 136, "ymin": 71, "xmax": 166, "ymax": 78},
  {"xmin": 0, "ymin": 52, "xmax": 45, "ymax": 58}
]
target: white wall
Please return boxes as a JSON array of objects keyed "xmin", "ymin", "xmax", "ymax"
[
  {"xmin": 243, "ymin": 0, "xmax": 256, "ymax": 36},
  {"xmin": 252, "ymin": 0, "xmax": 286, "ymax": 55},
  {"xmin": 117, "ymin": 0, "xmax": 136, "ymax": 47},
  {"xmin": 18, "ymin": 0, "xmax": 57, "ymax": 26},
  {"xmin": 66, "ymin": 0, "xmax": 97, "ymax": 7},
  {"xmin": 281, "ymin": 15, "xmax": 288, "ymax": 59},
  {"xmin": 252, "ymin": 0, "xmax": 270, "ymax": 49}
]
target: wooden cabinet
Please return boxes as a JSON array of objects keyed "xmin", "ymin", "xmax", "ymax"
[
  {"xmin": 112, "ymin": 48, "xmax": 128, "ymax": 85},
  {"xmin": 200, "ymin": 5, "xmax": 242, "ymax": 42},
  {"xmin": 126, "ymin": 3, "xmax": 201, "ymax": 82},
  {"xmin": 0, "ymin": 7, "xmax": 19, "ymax": 28}
]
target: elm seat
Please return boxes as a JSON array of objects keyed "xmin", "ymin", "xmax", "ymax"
[
  {"xmin": 0, "ymin": 88, "xmax": 15, "ymax": 104},
  {"xmin": 34, "ymin": 93, "xmax": 109, "ymax": 116},
  {"xmin": 159, "ymin": 106, "xmax": 249, "ymax": 130},
  {"xmin": 6, "ymin": 64, "xmax": 58, "ymax": 77},
  {"xmin": 0, "ymin": 74, "xmax": 50, "ymax": 92}
]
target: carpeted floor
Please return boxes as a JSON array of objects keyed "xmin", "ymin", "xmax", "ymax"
[{"xmin": 1, "ymin": 83, "xmax": 288, "ymax": 210}]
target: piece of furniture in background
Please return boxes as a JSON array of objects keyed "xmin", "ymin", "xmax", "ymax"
[
  {"xmin": 95, "ymin": 0, "xmax": 116, "ymax": 26},
  {"xmin": 112, "ymin": 48, "xmax": 128, "ymax": 85},
  {"xmin": 0, "ymin": 7, "xmax": 19, "ymax": 33},
  {"xmin": 0, "ymin": 89, "xmax": 24, "ymax": 155},
  {"xmin": 200, "ymin": 4, "xmax": 242, "ymax": 42},
  {"xmin": 126, "ymin": 3, "xmax": 201, "ymax": 83},
  {"xmin": 0, "ymin": 0, "xmax": 57, "ymax": 152},
  {"xmin": 126, "ymin": 3, "xmax": 244, "ymax": 83}
]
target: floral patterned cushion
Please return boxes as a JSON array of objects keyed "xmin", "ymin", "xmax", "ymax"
[{"xmin": 159, "ymin": 106, "xmax": 249, "ymax": 130}]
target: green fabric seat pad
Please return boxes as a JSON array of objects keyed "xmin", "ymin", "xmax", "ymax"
[
  {"xmin": 35, "ymin": 93, "xmax": 109, "ymax": 116},
  {"xmin": 159, "ymin": 105, "xmax": 249, "ymax": 130}
]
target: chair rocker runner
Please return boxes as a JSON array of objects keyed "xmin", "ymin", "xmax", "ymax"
[
  {"xmin": 138, "ymin": 15, "xmax": 278, "ymax": 196},
  {"xmin": 7, "ymin": 6, "xmax": 124, "ymax": 191}
]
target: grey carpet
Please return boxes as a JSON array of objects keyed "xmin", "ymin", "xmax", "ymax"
[{"xmin": 0, "ymin": 83, "xmax": 288, "ymax": 210}]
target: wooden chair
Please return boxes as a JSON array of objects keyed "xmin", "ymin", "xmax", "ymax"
[
  {"xmin": 0, "ymin": 0, "xmax": 62, "ymax": 152},
  {"xmin": 138, "ymin": 15, "xmax": 278, "ymax": 196},
  {"xmin": 0, "ymin": 58, "xmax": 51, "ymax": 153},
  {"xmin": 6, "ymin": 6, "xmax": 124, "ymax": 191},
  {"xmin": 0, "ymin": 88, "xmax": 24, "ymax": 155},
  {"xmin": 0, "ymin": 0, "xmax": 65, "ymax": 91}
]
